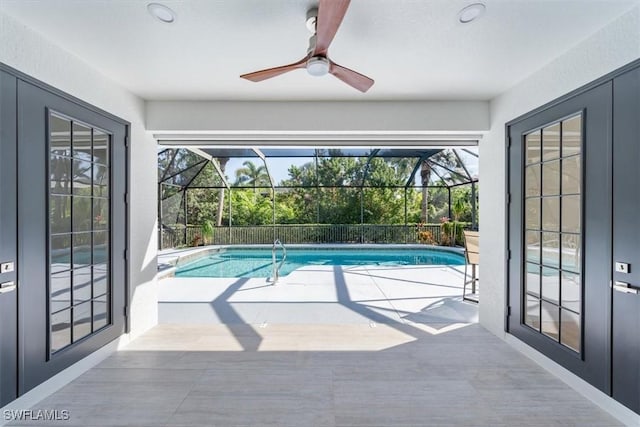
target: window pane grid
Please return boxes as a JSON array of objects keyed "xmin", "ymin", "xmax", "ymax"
[
  {"xmin": 48, "ymin": 112, "xmax": 111, "ymax": 354},
  {"xmin": 522, "ymin": 114, "xmax": 582, "ymax": 354},
  {"xmin": 525, "ymin": 194, "xmax": 580, "ymax": 200},
  {"xmin": 64, "ymin": 194, "xmax": 95, "ymax": 199},
  {"xmin": 559, "ymin": 153, "xmax": 580, "ymax": 161},
  {"xmin": 558, "ymin": 305, "xmax": 580, "ymax": 316}
]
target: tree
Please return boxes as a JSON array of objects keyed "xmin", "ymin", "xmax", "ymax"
[
  {"xmin": 278, "ymin": 163, "xmax": 318, "ymax": 223},
  {"xmin": 234, "ymin": 161, "xmax": 270, "ymax": 189},
  {"xmin": 215, "ymin": 158, "xmax": 229, "ymax": 226},
  {"xmin": 419, "ymin": 151, "xmax": 466, "ymax": 222},
  {"xmin": 200, "ymin": 219, "xmax": 214, "ymax": 245},
  {"xmin": 230, "ymin": 189, "xmax": 273, "ymax": 225},
  {"xmin": 279, "ymin": 153, "xmax": 414, "ymax": 224},
  {"xmin": 172, "ymin": 150, "xmax": 477, "ymax": 230},
  {"xmin": 420, "ymin": 159, "xmax": 431, "ymax": 222},
  {"xmin": 362, "ymin": 157, "xmax": 411, "ymax": 224},
  {"xmin": 451, "ymin": 186, "xmax": 474, "ymax": 223}
]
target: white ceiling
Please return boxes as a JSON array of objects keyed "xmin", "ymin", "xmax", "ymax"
[{"xmin": 2, "ymin": 0, "xmax": 638, "ymax": 101}]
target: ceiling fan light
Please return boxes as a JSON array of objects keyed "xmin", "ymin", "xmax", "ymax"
[
  {"xmin": 307, "ymin": 57, "xmax": 330, "ymax": 77},
  {"xmin": 458, "ymin": 3, "xmax": 486, "ymax": 24}
]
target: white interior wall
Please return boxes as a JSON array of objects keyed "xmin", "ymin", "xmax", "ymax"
[
  {"xmin": 146, "ymin": 100, "xmax": 489, "ymax": 133},
  {"xmin": 0, "ymin": 11, "xmax": 158, "ymax": 340},
  {"xmin": 480, "ymin": 5, "xmax": 640, "ymax": 337}
]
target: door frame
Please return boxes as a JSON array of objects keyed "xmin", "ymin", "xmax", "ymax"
[{"xmin": 0, "ymin": 70, "xmax": 19, "ymax": 408}]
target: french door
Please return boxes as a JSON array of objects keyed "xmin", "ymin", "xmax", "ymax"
[
  {"xmin": 508, "ymin": 82, "xmax": 612, "ymax": 393},
  {"xmin": 0, "ymin": 67, "xmax": 128, "ymax": 405},
  {"xmin": 508, "ymin": 63, "xmax": 640, "ymax": 415}
]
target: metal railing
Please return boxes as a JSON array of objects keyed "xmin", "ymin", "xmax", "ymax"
[
  {"xmin": 271, "ymin": 239, "xmax": 287, "ymax": 284},
  {"xmin": 159, "ymin": 223, "xmax": 469, "ymax": 249}
]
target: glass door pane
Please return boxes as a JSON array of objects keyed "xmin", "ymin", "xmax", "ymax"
[
  {"xmin": 48, "ymin": 112, "xmax": 111, "ymax": 354},
  {"xmin": 522, "ymin": 114, "xmax": 583, "ymax": 353}
]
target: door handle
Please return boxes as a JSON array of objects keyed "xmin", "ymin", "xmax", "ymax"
[
  {"xmin": 613, "ymin": 281, "xmax": 639, "ymax": 295},
  {"xmin": 0, "ymin": 281, "xmax": 16, "ymax": 294}
]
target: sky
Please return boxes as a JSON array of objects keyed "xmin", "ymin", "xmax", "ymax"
[
  {"xmin": 225, "ymin": 156, "xmax": 311, "ymax": 185},
  {"xmin": 200, "ymin": 147, "xmax": 478, "ymax": 187}
]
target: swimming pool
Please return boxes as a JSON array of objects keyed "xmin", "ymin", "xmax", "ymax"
[{"xmin": 174, "ymin": 247, "xmax": 465, "ymax": 278}]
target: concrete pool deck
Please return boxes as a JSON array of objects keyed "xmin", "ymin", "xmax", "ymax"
[{"xmin": 159, "ymin": 264, "xmax": 478, "ymax": 326}]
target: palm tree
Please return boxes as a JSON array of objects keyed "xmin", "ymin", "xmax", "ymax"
[
  {"xmin": 215, "ymin": 157, "xmax": 229, "ymax": 226},
  {"xmin": 234, "ymin": 161, "xmax": 270, "ymax": 189},
  {"xmin": 420, "ymin": 151, "xmax": 462, "ymax": 223},
  {"xmin": 420, "ymin": 159, "xmax": 431, "ymax": 222},
  {"xmin": 452, "ymin": 197, "xmax": 467, "ymax": 222},
  {"xmin": 450, "ymin": 197, "xmax": 468, "ymax": 246}
]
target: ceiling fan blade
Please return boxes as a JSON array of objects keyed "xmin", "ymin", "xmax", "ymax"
[
  {"xmin": 313, "ymin": 0, "xmax": 350, "ymax": 56},
  {"xmin": 240, "ymin": 57, "xmax": 308, "ymax": 82},
  {"xmin": 329, "ymin": 62, "xmax": 374, "ymax": 93}
]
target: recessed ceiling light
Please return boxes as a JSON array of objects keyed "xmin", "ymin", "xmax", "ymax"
[
  {"xmin": 458, "ymin": 3, "xmax": 486, "ymax": 24},
  {"xmin": 147, "ymin": 3, "xmax": 176, "ymax": 24}
]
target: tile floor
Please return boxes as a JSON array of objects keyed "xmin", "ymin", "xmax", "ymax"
[{"xmin": 7, "ymin": 324, "xmax": 621, "ymax": 427}]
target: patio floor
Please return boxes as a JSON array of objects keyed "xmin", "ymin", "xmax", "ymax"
[
  {"xmin": 5, "ymin": 265, "xmax": 622, "ymax": 426},
  {"xmin": 158, "ymin": 265, "xmax": 477, "ymax": 325},
  {"xmin": 6, "ymin": 324, "xmax": 621, "ymax": 427}
]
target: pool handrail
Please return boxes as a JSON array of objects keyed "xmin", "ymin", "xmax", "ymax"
[{"xmin": 272, "ymin": 239, "xmax": 287, "ymax": 283}]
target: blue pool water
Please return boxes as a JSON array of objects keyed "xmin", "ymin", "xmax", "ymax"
[{"xmin": 175, "ymin": 247, "xmax": 465, "ymax": 278}]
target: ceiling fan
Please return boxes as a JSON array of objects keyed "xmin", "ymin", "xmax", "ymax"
[{"xmin": 240, "ymin": 0, "xmax": 374, "ymax": 93}]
